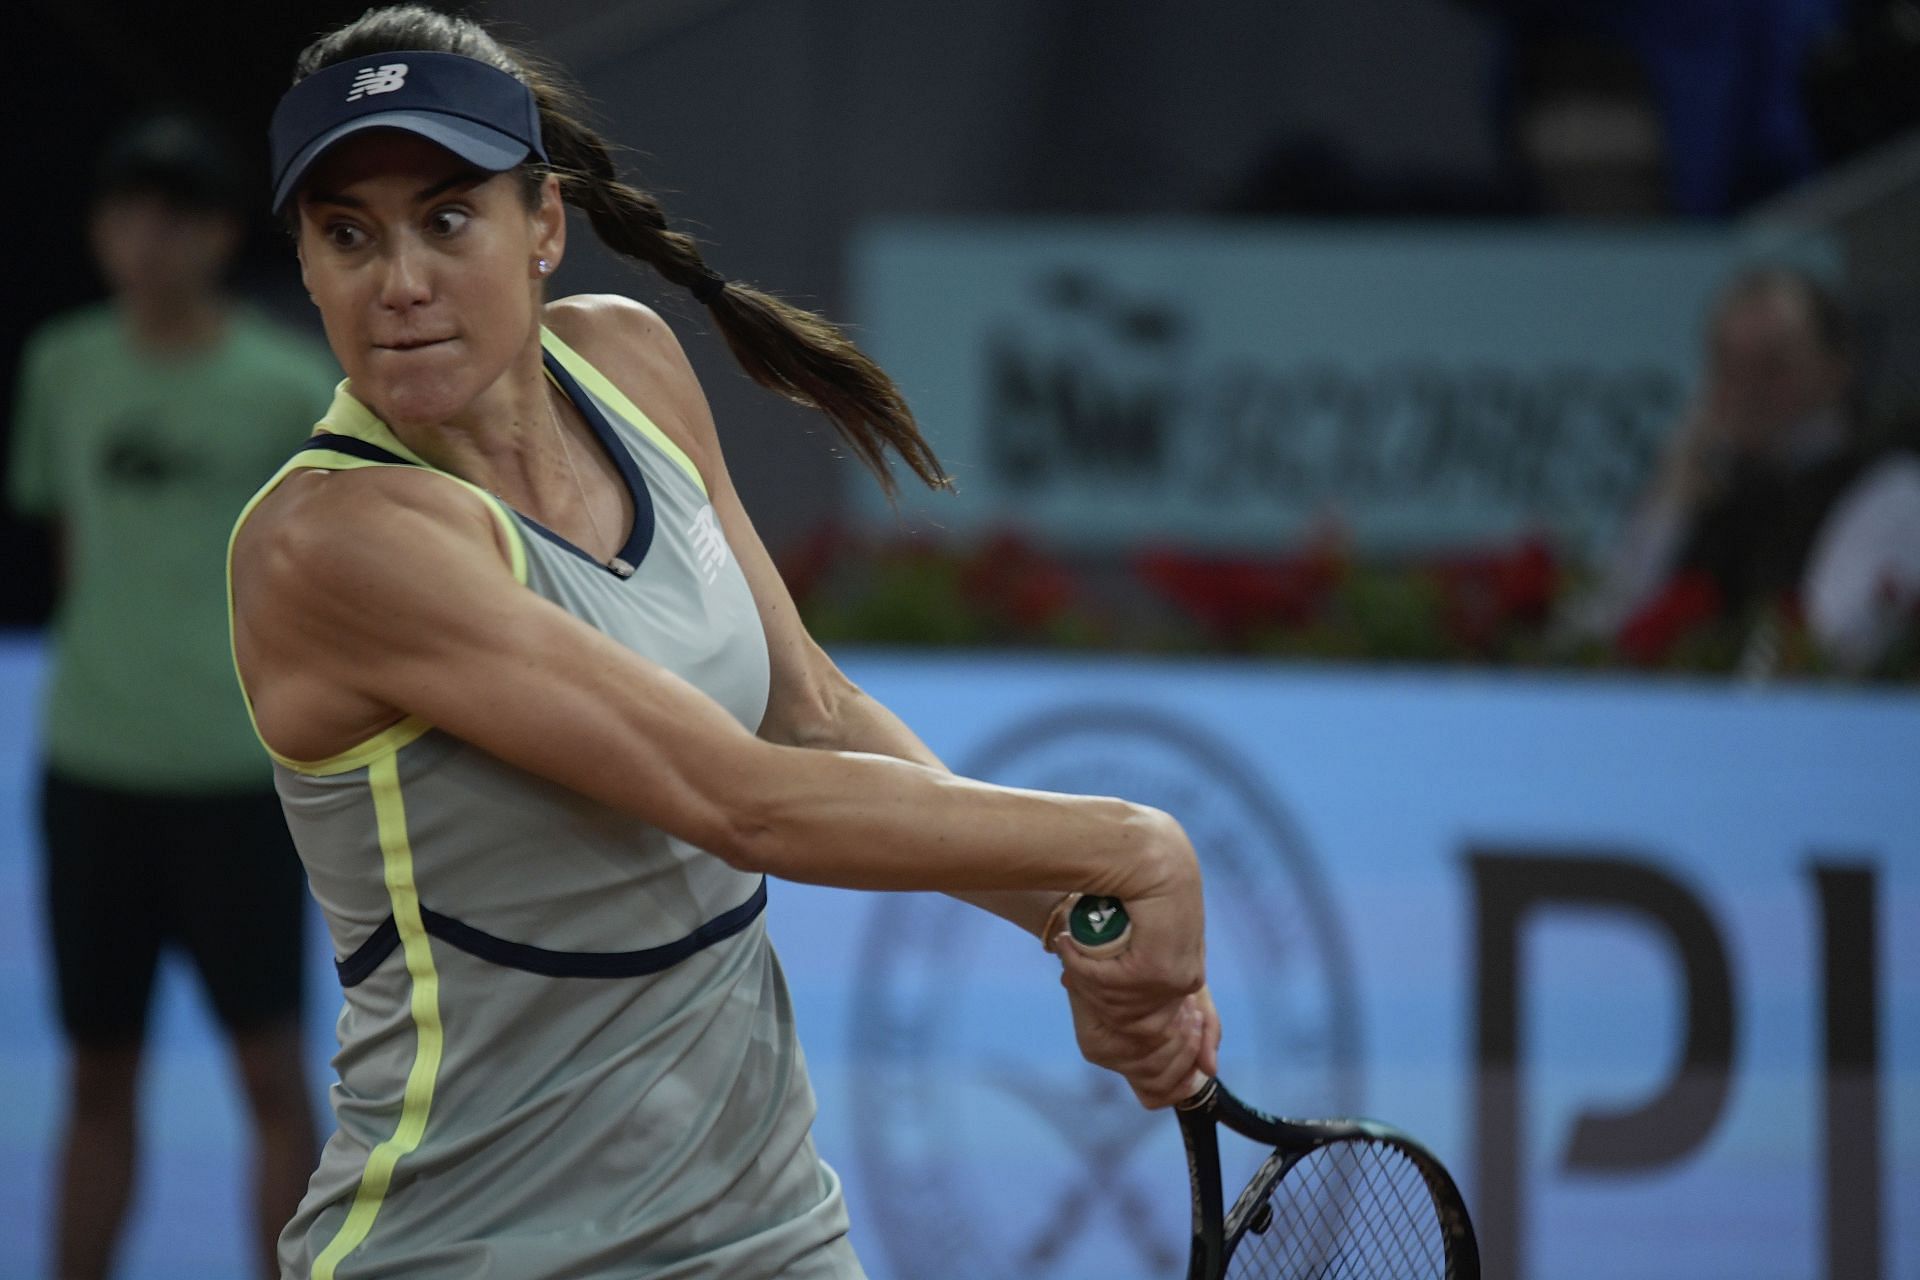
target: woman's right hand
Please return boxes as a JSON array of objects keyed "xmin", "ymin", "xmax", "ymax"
[{"xmin": 1054, "ymin": 807, "xmax": 1207, "ymax": 1027}]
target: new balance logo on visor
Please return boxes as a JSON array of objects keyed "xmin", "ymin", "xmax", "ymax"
[
  {"xmin": 347, "ymin": 64, "xmax": 409, "ymax": 101},
  {"xmin": 689, "ymin": 506, "xmax": 729, "ymax": 585}
]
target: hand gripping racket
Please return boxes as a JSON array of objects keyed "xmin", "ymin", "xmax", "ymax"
[{"xmin": 1066, "ymin": 896, "xmax": 1480, "ymax": 1280}]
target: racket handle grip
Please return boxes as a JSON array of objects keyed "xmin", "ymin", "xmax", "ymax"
[
  {"xmin": 1066, "ymin": 895, "xmax": 1131, "ymax": 956},
  {"xmin": 1067, "ymin": 899, "xmax": 1215, "ymax": 1105}
]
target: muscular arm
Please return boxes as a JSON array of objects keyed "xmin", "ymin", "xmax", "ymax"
[
  {"xmin": 548, "ymin": 297, "xmax": 1066, "ymax": 937},
  {"xmin": 784, "ymin": 677, "xmax": 1061, "ymax": 936},
  {"xmin": 541, "ymin": 299, "xmax": 1218, "ymax": 1098},
  {"xmin": 233, "ymin": 469, "xmax": 1192, "ymax": 920}
]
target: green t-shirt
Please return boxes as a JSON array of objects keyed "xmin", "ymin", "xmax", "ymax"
[{"xmin": 8, "ymin": 303, "xmax": 338, "ymax": 792}]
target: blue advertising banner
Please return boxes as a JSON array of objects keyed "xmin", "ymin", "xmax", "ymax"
[
  {"xmin": 799, "ymin": 656, "xmax": 1918, "ymax": 1280},
  {"xmin": 851, "ymin": 223, "xmax": 1742, "ymax": 556},
  {"xmin": 0, "ymin": 638, "xmax": 1913, "ymax": 1278}
]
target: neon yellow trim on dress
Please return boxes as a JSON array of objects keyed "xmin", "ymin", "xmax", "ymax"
[
  {"xmin": 225, "ymin": 383, "xmax": 531, "ymax": 776},
  {"xmin": 281, "ymin": 717, "xmax": 435, "ymax": 777},
  {"xmin": 311, "ymin": 753, "xmax": 445, "ymax": 1280},
  {"xmin": 540, "ymin": 326, "xmax": 709, "ymax": 494}
]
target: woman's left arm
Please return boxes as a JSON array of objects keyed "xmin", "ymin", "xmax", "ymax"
[
  {"xmin": 551, "ymin": 294, "xmax": 1055, "ymax": 936},
  {"xmin": 557, "ymin": 295, "xmax": 1220, "ymax": 1089}
]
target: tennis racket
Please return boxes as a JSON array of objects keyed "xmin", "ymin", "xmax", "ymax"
[{"xmin": 1065, "ymin": 895, "xmax": 1480, "ymax": 1280}]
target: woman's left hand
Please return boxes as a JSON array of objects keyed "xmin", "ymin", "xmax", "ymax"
[{"xmin": 1061, "ymin": 980, "xmax": 1221, "ymax": 1110}]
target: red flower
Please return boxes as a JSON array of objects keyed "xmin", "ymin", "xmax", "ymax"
[
  {"xmin": 778, "ymin": 520, "xmax": 856, "ymax": 608},
  {"xmin": 1134, "ymin": 540, "xmax": 1344, "ymax": 644},
  {"xmin": 1430, "ymin": 535, "xmax": 1561, "ymax": 654},
  {"xmin": 1495, "ymin": 536, "xmax": 1559, "ymax": 623},
  {"xmin": 959, "ymin": 529, "xmax": 1077, "ymax": 632},
  {"xmin": 1617, "ymin": 571, "xmax": 1724, "ymax": 666}
]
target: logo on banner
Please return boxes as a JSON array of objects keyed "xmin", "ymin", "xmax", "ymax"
[
  {"xmin": 851, "ymin": 707, "xmax": 1361, "ymax": 1280},
  {"xmin": 980, "ymin": 268, "xmax": 1679, "ymax": 550}
]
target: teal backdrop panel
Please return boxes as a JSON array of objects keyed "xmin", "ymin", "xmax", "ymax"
[{"xmin": 852, "ymin": 223, "xmax": 1742, "ymax": 556}]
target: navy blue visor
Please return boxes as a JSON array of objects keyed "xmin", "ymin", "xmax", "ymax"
[{"xmin": 269, "ymin": 51, "xmax": 547, "ymax": 213}]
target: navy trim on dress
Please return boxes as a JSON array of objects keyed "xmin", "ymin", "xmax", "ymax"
[
  {"xmin": 515, "ymin": 512, "xmax": 604, "ymax": 562},
  {"xmin": 336, "ymin": 916, "xmax": 401, "ymax": 986},
  {"xmin": 289, "ymin": 355, "xmax": 659, "ymax": 583},
  {"xmin": 298, "ymin": 432, "xmax": 415, "ymax": 467},
  {"xmin": 334, "ymin": 876, "xmax": 768, "ymax": 986},
  {"xmin": 540, "ymin": 347, "xmax": 657, "ymax": 575}
]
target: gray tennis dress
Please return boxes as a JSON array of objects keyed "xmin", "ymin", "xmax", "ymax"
[{"xmin": 227, "ymin": 327, "xmax": 864, "ymax": 1280}]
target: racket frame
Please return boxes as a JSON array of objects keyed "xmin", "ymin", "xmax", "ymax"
[
  {"xmin": 1059, "ymin": 898, "xmax": 1477, "ymax": 1277},
  {"xmin": 1177, "ymin": 1078, "xmax": 1481, "ymax": 1280}
]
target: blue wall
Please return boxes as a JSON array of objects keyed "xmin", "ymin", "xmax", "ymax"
[{"xmin": 2, "ymin": 635, "xmax": 1914, "ymax": 1278}]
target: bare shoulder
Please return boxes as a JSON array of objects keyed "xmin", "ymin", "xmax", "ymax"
[
  {"xmin": 545, "ymin": 293, "xmax": 695, "ymax": 388},
  {"xmin": 234, "ymin": 465, "xmax": 505, "ymax": 623},
  {"xmin": 546, "ymin": 292, "xmax": 680, "ymax": 351},
  {"xmin": 231, "ymin": 464, "xmax": 539, "ymax": 762},
  {"xmin": 543, "ymin": 293, "xmax": 722, "ymax": 468}
]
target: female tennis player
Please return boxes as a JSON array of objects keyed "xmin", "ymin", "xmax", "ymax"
[{"xmin": 229, "ymin": 6, "xmax": 1218, "ymax": 1277}]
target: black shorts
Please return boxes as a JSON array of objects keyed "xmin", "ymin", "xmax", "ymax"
[{"xmin": 40, "ymin": 768, "xmax": 308, "ymax": 1048}]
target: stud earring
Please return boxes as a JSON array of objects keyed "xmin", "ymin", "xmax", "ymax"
[{"xmin": 536, "ymin": 259, "xmax": 551, "ymax": 276}]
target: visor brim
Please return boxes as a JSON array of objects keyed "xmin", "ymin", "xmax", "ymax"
[{"xmin": 272, "ymin": 110, "xmax": 533, "ymax": 213}]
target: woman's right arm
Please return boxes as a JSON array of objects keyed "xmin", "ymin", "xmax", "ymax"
[{"xmin": 232, "ymin": 465, "xmax": 1205, "ymax": 1000}]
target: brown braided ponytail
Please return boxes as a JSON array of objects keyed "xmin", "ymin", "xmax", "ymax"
[{"xmin": 291, "ymin": 5, "xmax": 947, "ymax": 495}]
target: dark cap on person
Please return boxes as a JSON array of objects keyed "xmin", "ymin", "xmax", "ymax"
[
  {"xmin": 268, "ymin": 51, "xmax": 546, "ymax": 213},
  {"xmin": 95, "ymin": 112, "xmax": 245, "ymax": 212}
]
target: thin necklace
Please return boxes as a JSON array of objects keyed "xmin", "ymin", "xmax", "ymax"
[{"xmin": 547, "ymin": 387, "xmax": 611, "ymax": 558}]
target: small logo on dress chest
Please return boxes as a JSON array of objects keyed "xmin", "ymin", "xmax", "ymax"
[{"xmin": 688, "ymin": 505, "xmax": 729, "ymax": 585}]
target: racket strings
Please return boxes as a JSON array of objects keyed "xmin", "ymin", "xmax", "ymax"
[{"xmin": 1225, "ymin": 1140, "xmax": 1447, "ymax": 1279}]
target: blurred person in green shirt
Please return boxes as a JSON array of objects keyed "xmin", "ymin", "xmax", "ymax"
[{"xmin": 6, "ymin": 112, "xmax": 333, "ymax": 1280}]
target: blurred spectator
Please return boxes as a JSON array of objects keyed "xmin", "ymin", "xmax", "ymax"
[
  {"xmin": 1801, "ymin": 442, "xmax": 1920, "ymax": 670},
  {"xmin": 1463, "ymin": 0, "xmax": 1846, "ymax": 216},
  {"xmin": 1566, "ymin": 267, "xmax": 1920, "ymax": 672},
  {"xmin": 1221, "ymin": 133, "xmax": 1527, "ymax": 219},
  {"xmin": 1223, "ymin": 33, "xmax": 1673, "ymax": 220},
  {"xmin": 6, "ymin": 112, "xmax": 332, "ymax": 1279},
  {"xmin": 1804, "ymin": 0, "xmax": 1920, "ymax": 165},
  {"xmin": 1505, "ymin": 35, "xmax": 1670, "ymax": 218}
]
